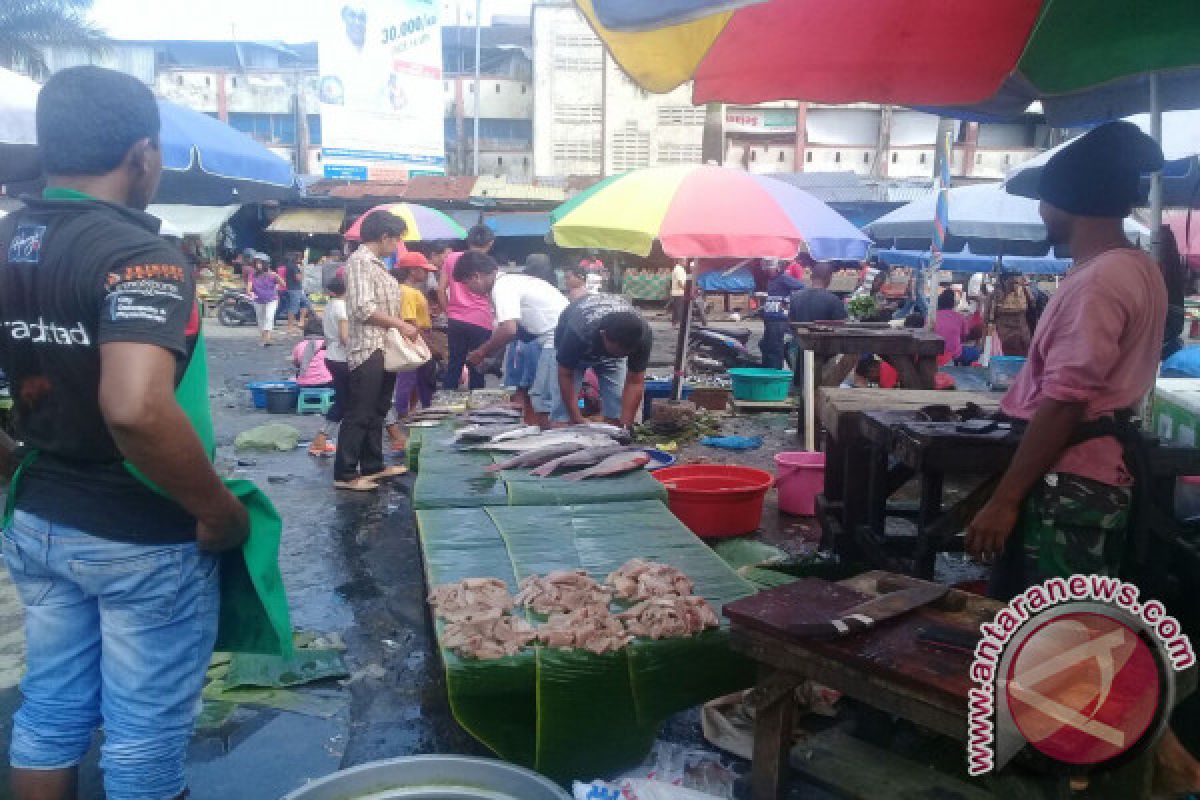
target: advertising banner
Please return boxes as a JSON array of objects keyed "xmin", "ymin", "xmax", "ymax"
[{"xmin": 318, "ymin": 0, "xmax": 445, "ymax": 179}]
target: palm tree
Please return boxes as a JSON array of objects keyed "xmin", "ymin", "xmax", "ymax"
[{"xmin": 0, "ymin": 0, "xmax": 106, "ymax": 78}]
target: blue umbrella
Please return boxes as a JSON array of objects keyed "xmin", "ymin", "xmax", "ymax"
[{"xmin": 156, "ymin": 100, "xmax": 296, "ymax": 204}]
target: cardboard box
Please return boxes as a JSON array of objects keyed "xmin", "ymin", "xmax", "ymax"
[{"xmin": 1152, "ymin": 379, "xmax": 1200, "ymax": 446}]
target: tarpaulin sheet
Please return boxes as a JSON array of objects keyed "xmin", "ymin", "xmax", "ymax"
[
  {"xmin": 413, "ymin": 426, "xmax": 667, "ymax": 510},
  {"xmin": 417, "ymin": 500, "xmax": 755, "ymax": 781}
]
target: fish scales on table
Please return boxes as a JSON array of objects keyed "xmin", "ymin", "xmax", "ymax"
[
  {"xmin": 482, "ymin": 442, "xmax": 588, "ymax": 473},
  {"xmin": 561, "ymin": 451, "xmax": 650, "ymax": 481},
  {"xmin": 470, "ymin": 432, "xmax": 619, "ymax": 453},
  {"xmin": 529, "ymin": 444, "xmax": 635, "ymax": 477}
]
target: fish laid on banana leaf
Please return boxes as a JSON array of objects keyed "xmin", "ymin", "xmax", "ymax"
[
  {"xmin": 482, "ymin": 442, "xmax": 587, "ymax": 473},
  {"xmin": 561, "ymin": 450, "xmax": 651, "ymax": 481},
  {"xmin": 560, "ymin": 423, "xmax": 632, "ymax": 444},
  {"xmin": 470, "ymin": 432, "xmax": 618, "ymax": 453},
  {"xmin": 453, "ymin": 424, "xmax": 539, "ymax": 444},
  {"xmin": 529, "ymin": 444, "xmax": 635, "ymax": 477}
]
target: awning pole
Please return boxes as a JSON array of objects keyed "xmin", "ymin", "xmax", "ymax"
[{"xmin": 1150, "ymin": 73, "xmax": 1164, "ymax": 262}]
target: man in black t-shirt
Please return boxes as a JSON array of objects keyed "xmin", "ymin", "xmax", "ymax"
[
  {"xmin": 551, "ymin": 293, "xmax": 652, "ymax": 427},
  {"xmin": 0, "ymin": 67, "xmax": 248, "ymax": 800},
  {"xmin": 788, "ymin": 261, "xmax": 847, "ymax": 324}
]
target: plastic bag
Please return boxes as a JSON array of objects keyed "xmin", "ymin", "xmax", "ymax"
[
  {"xmin": 700, "ymin": 435, "xmax": 763, "ymax": 450},
  {"xmin": 234, "ymin": 423, "xmax": 301, "ymax": 452},
  {"xmin": 572, "ymin": 780, "xmax": 723, "ymax": 800},
  {"xmin": 573, "ymin": 741, "xmax": 738, "ymax": 800}
]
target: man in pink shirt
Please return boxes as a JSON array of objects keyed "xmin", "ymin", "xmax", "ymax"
[
  {"xmin": 437, "ymin": 224, "xmax": 495, "ymax": 389},
  {"xmin": 965, "ymin": 121, "xmax": 1166, "ymax": 593}
]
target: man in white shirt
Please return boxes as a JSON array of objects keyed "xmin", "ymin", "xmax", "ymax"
[
  {"xmin": 669, "ymin": 260, "xmax": 688, "ymax": 326},
  {"xmin": 456, "ymin": 251, "xmax": 568, "ymax": 426}
]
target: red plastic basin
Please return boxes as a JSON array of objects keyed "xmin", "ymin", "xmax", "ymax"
[{"xmin": 652, "ymin": 464, "xmax": 773, "ymax": 539}]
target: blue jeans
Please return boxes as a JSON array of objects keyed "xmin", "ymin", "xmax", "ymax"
[
  {"xmin": 546, "ymin": 358, "xmax": 628, "ymax": 422},
  {"xmin": 3, "ymin": 510, "xmax": 219, "ymax": 800}
]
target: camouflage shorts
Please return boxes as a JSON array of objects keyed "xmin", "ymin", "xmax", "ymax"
[{"xmin": 990, "ymin": 473, "xmax": 1131, "ymax": 598}]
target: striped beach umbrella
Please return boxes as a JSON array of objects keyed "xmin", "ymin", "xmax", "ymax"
[{"xmin": 344, "ymin": 202, "xmax": 468, "ymax": 242}]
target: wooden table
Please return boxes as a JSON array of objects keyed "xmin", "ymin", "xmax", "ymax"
[
  {"xmin": 725, "ymin": 571, "xmax": 1000, "ymax": 800},
  {"xmin": 815, "ymin": 388, "xmax": 1000, "ymax": 566},
  {"xmin": 792, "ymin": 325, "xmax": 946, "ymax": 390}
]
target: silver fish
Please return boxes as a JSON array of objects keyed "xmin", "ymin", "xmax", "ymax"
[
  {"xmin": 483, "ymin": 442, "xmax": 587, "ymax": 473},
  {"xmin": 561, "ymin": 423, "xmax": 632, "ymax": 443},
  {"xmin": 488, "ymin": 425, "xmax": 544, "ymax": 442},
  {"xmin": 471, "ymin": 433, "xmax": 618, "ymax": 453},
  {"xmin": 454, "ymin": 423, "xmax": 530, "ymax": 443},
  {"xmin": 529, "ymin": 444, "xmax": 634, "ymax": 477},
  {"xmin": 562, "ymin": 451, "xmax": 651, "ymax": 481}
]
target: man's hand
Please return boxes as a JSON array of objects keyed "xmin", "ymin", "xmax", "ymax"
[
  {"xmin": 466, "ymin": 348, "xmax": 486, "ymax": 368},
  {"xmin": 965, "ymin": 497, "xmax": 1020, "ymax": 560},
  {"xmin": 196, "ymin": 491, "xmax": 250, "ymax": 553},
  {"xmin": 395, "ymin": 320, "xmax": 419, "ymax": 339}
]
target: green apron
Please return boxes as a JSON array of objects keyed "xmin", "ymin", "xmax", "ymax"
[{"xmin": 4, "ymin": 329, "xmax": 293, "ymax": 657}]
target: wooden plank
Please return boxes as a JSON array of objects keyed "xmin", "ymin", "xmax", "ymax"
[
  {"xmin": 752, "ymin": 669, "xmax": 799, "ymax": 800},
  {"xmin": 818, "ymin": 388, "xmax": 1000, "ymax": 438},
  {"xmin": 790, "ymin": 729, "xmax": 994, "ymax": 800},
  {"xmin": 733, "ymin": 398, "xmax": 797, "ymax": 411}
]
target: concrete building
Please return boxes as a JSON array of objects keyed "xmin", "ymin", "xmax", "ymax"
[
  {"xmin": 724, "ymin": 102, "xmax": 1051, "ymax": 182},
  {"xmin": 531, "ymin": 0, "xmax": 704, "ymax": 183}
]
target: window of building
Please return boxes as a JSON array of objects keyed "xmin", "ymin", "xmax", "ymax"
[
  {"xmin": 778, "ymin": 151, "xmax": 786, "ymax": 163},
  {"xmin": 227, "ymin": 112, "xmax": 297, "ymax": 146},
  {"xmin": 919, "ymin": 152, "xmax": 928, "ymax": 164},
  {"xmin": 976, "ymin": 153, "xmax": 983, "ymax": 164},
  {"xmin": 891, "ymin": 152, "xmax": 898, "ymax": 164},
  {"xmin": 611, "ymin": 128, "xmax": 650, "ymax": 171},
  {"xmin": 806, "ymin": 151, "xmax": 813, "ymax": 163},
  {"xmin": 497, "ymin": 156, "xmax": 503, "ymax": 165},
  {"xmin": 834, "ymin": 151, "xmax": 841, "ymax": 163},
  {"xmin": 1004, "ymin": 153, "xmax": 1012, "ymax": 165},
  {"xmin": 521, "ymin": 84, "xmax": 527, "ymax": 94},
  {"xmin": 205, "ymin": 76, "xmax": 211, "ymax": 87},
  {"xmin": 656, "ymin": 106, "xmax": 705, "ymax": 126},
  {"xmin": 495, "ymin": 83, "xmax": 501, "ymax": 93},
  {"xmin": 552, "ymin": 140, "xmax": 602, "ymax": 162},
  {"xmin": 230, "ymin": 76, "xmax": 239, "ymax": 88},
  {"xmin": 523, "ymin": 156, "xmax": 529, "ymax": 166},
  {"xmin": 553, "ymin": 33, "xmax": 603, "ymax": 71},
  {"xmin": 176, "ymin": 75, "xmax": 183, "ymax": 85},
  {"xmin": 863, "ymin": 152, "xmax": 870, "ymax": 164},
  {"xmin": 750, "ymin": 150, "xmax": 757, "ymax": 162},
  {"xmin": 554, "ymin": 104, "xmax": 602, "ymax": 124},
  {"xmin": 658, "ymin": 144, "xmax": 701, "ymax": 164},
  {"xmin": 469, "ymin": 84, "xmax": 474, "ymax": 93}
]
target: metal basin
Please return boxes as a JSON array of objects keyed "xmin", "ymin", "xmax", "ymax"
[{"xmin": 280, "ymin": 756, "xmax": 571, "ymax": 800}]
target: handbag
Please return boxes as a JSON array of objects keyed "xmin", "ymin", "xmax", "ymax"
[{"xmin": 384, "ymin": 327, "xmax": 432, "ymax": 372}]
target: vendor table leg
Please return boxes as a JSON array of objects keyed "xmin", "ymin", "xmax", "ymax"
[
  {"xmin": 751, "ymin": 671, "xmax": 798, "ymax": 800},
  {"xmin": 915, "ymin": 355, "xmax": 938, "ymax": 390},
  {"xmin": 915, "ymin": 470, "xmax": 945, "ymax": 579}
]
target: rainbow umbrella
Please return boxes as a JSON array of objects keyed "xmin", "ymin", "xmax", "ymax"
[
  {"xmin": 577, "ymin": 0, "xmax": 1200, "ymax": 125},
  {"xmin": 551, "ymin": 165, "xmax": 868, "ymax": 260},
  {"xmin": 344, "ymin": 202, "xmax": 467, "ymax": 242}
]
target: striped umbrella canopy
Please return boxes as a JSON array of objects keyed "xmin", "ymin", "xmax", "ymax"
[
  {"xmin": 577, "ymin": 0, "xmax": 1200, "ymax": 125},
  {"xmin": 343, "ymin": 202, "xmax": 468, "ymax": 242},
  {"xmin": 551, "ymin": 165, "xmax": 869, "ymax": 260}
]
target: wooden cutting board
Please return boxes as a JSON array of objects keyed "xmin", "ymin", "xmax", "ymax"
[{"xmin": 724, "ymin": 577, "xmax": 994, "ymax": 709}]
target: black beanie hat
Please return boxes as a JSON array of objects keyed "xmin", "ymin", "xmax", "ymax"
[{"xmin": 1036, "ymin": 121, "xmax": 1164, "ymax": 218}]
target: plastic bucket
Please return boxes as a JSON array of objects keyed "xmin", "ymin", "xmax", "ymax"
[
  {"xmin": 774, "ymin": 451, "xmax": 825, "ymax": 516},
  {"xmin": 728, "ymin": 368, "xmax": 792, "ymax": 402},
  {"xmin": 247, "ymin": 380, "xmax": 296, "ymax": 409},
  {"xmin": 652, "ymin": 464, "xmax": 773, "ymax": 538},
  {"xmin": 265, "ymin": 386, "xmax": 300, "ymax": 414}
]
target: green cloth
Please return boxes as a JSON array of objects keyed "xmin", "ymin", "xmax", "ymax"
[{"xmin": 42, "ymin": 187, "xmax": 99, "ymax": 202}]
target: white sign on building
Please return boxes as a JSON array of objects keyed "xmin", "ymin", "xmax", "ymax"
[{"xmin": 318, "ymin": 0, "xmax": 445, "ymax": 180}]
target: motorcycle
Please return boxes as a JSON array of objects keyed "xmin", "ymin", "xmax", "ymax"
[
  {"xmin": 688, "ymin": 326, "xmax": 760, "ymax": 373},
  {"xmin": 216, "ymin": 288, "xmax": 257, "ymax": 327}
]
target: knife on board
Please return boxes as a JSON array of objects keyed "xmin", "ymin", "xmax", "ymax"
[{"xmin": 788, "ymin": 583, "xmax": 949, "ymax": 639}]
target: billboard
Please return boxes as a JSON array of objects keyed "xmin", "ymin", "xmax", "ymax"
[{"xmin": 318, "ymin": 0, "xmax": 445, "ymax": 179}]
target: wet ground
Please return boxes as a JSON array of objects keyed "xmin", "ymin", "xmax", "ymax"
[{"xmin": 0, "ymin": 309, "xmax": 841, "ymax": 799}]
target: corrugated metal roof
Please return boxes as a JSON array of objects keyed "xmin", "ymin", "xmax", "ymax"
[
  {"xmin": 471, "ymin": 176, "xmax": 565, "ymax": 203},
  {"xmin": 403, "ymin": 176, "xmax": 479, "ymax": 202},
  {"xmin": 266, "ymin": 208, "xmax": 345, "ymax": 234}
]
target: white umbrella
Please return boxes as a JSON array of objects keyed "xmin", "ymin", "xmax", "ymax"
[{"xmin": 865, "ymin": 182, "xmax": 1148, "ymax": 253}]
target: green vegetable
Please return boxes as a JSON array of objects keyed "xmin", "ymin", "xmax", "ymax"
[
  {"xmin": 418, "ymin": 501, "xmax": 756, "ymax": 781},
  {"xmin": 847, "ymin": 293, "xmax": 878, "ymax": 321}
]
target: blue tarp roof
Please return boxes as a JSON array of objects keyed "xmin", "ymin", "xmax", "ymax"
[{"xmin": 875, "ymin": 248, "xmax": 1071, "ymax": 276}]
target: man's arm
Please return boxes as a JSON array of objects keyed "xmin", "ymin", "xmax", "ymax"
[
  {"xmin": 99, "ymin": 342, "xmax": 248, "ymax": 552},
  {"xmin": 619, "ymin": 370, "xmax": 645, "ymax": 428},
  {"xmin": 467, "ymin": 320, "xmax": 517, "ymax": 367},
  {"xmin": 558, "ymin": 364, "xmax": 585, "ymax": 424},
  {"xmin": 338, "ymin": 318, "xmax": 349, "ymax": 347},
  {"xmin": 964, "ymin": 397, "xmax": 1086, "ymax": 557}
]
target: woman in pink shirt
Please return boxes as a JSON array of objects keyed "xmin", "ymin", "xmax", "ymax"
[
  {"xmin": 291, "ymin": 316, "xmax": 333, "ymax": 387},
  {"xmin": 933, "ymin": 289, "xmax": 980, "ymax": 365},
  {"xmin": 437, "ymin": 225, "xmax": 495, "ymax": 389}
]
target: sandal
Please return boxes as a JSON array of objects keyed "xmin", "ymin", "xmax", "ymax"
[
  {"xmin": 362, "ymin": 465, "xmax": 408, "ymax": 480},
  {"xmin": 334, "ymin": 477, "xmax": 379, "ymax": 491}
]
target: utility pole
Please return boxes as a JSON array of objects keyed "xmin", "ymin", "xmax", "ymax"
[{"xmin": 473, "ymin": 0, "xmax": 482, "ymax": 176}]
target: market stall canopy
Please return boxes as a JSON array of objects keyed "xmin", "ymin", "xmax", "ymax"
[
  {"xmin": 1165, "ymin": 211, "xmax": 1200, "ymax": 271},
  {"xmin": 344, "ymin": 202, "xmax": 467, "ymax": 242},
  {"xmin": 146, "ymin": 204, "xmax": 240, "ymax": 247},
  {"xmin": 447, "ymin": 211, "xmax": 553, "ymax": 238},
  {"xmin": 551, "ymin": 165, "xmax": 869, "ymax": 260},
  {"xmin": 1005, "ymin": 111, "xmax": 1200, "ymax": 206},
  {"xmin": 876, "ymin": 247, "xmax": 1072, "ymax": 276},
  {"xmin": 865, "ymin": 182, "xmax": 1148, "ymax": 256},
  {"xmin": 266, "ymin": 208, "xmax": 345, "ymax": 235},
  {"xmin": 577, "ymin": 0, "xmax": 1200, "ymax": 124}
]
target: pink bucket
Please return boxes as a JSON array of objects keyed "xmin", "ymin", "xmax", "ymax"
[{"xmin": 774, "ymin": 452, "xmax": 825, "ymax": 516}]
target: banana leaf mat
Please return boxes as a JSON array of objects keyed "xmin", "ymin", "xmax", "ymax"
[
  {"xmin": 413, "ymin": 426, "xmax": 667, "ymax": 510},
  {"xmin": 417, "ymin": 500, "xmax": 755, "ymax": 781}
]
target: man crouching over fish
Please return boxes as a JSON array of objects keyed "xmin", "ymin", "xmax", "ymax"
[
  {"xmin": 457, "ymin": 251, "xmax": 568, "ymax": 427},
  {"xmin": 553, "ymin": 293, "xmax": 653, "ymax": 430}
]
